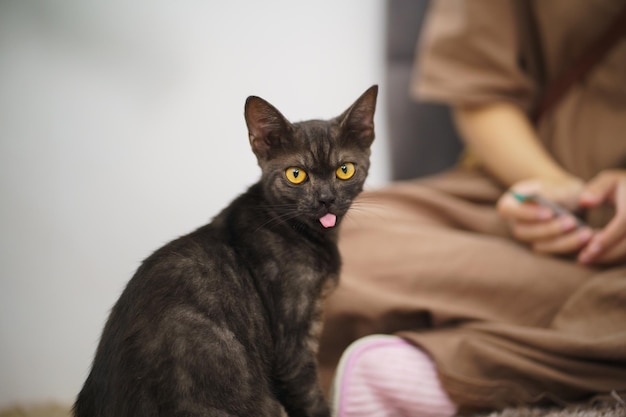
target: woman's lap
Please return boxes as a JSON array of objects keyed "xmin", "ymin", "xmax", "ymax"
[{"xmin": 318, "ymin": 170, "xmax": 625, "ymax": 411}]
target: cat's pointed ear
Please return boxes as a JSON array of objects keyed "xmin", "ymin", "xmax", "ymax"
[
  {"xmin": 338, "ymin": 85, "xmax": 378, "ymax": 148},
  {"xmin": 244, "ymin": 96, "xmax": 291, "ymax": 160}
]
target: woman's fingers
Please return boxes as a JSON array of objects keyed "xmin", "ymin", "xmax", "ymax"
[
  {"xmin": 497, "ymin": 191, "xmax": 554, "ymax": 222},
  {"xmin": 532, "ymin": 226, "xmax": 594, "ymax": 255},
  {"xmin": 578, "ymin": 170, "xmax": 626, "ymax": 264},
  {"xmin": 511, "ymin": 215, "xmax": 578, "ymax": 242}
]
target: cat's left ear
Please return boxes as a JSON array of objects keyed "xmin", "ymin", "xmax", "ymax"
[
  {"xmin": 244, "ymin": 96, "xmax": 291, "ymax": 160},
  {"xmin": 338, "ymin": 85, "xmax": 378, "ymax": 148}
]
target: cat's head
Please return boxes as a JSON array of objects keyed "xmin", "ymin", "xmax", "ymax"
[{"xmin": 244, "ymin": 85, "xmax": 378, "ymax": 231}]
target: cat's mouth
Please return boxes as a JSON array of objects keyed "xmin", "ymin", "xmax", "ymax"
[{"xmin": 319, "ymin": 213, "xmax": 337, "ymax": 229}]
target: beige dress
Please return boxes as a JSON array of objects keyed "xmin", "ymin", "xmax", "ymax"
[{"xmin": 318, "ymin": 0, "xmax": 626, "ymax": 412}]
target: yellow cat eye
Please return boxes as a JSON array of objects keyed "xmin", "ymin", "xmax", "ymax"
[
  {"xmin": 336, "ymin": 162, "xmax": 356, "ymax": 180},
  {"xmin": 285, "ymin": 167, "xmax": 308, "ymax": 184}
]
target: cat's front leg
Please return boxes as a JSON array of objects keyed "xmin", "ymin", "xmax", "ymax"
[
  {"xmin": 274, "ymin": 276, "xmax": 338, "ymax": 417},
  {"xmin": 274, "ymin": 353, "xmax": 330, "ymax": 417}
]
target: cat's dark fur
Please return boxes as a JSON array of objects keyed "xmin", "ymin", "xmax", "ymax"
[{"xmin": 73, "ymin": 85, "xmax": 378, "ymax": 417}]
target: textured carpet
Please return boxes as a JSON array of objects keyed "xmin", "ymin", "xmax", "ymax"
[
  {"xmin": 475, "ymin": 403, "xmax": 625, "ymax": 417},
  {"xmin": 471, "ymin": 394, "xmax": 626, "ymax": 417}
]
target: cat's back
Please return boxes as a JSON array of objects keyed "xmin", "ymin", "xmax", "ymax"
[
  {"xmin": 74, "ymin": 189, "xmax": 278, "ymax": 417},
  {"xmin": 103, "ymin": 187, "xmax": 275, "ymax": 354}
]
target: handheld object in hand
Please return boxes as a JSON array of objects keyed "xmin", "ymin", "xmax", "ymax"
[{"xmin": 509, "ymin": 191, "xmax": 586, "ymax": 228}]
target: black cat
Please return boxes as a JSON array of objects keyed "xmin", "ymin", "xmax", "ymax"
[{"xmin": 73, "ymin": 85, "xmax": 378, "ymax": 417}]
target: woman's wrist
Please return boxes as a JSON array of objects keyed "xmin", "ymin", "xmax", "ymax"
[{"xmin": 453, "ymin": 103, "xmax": 573, "ymax": 187}]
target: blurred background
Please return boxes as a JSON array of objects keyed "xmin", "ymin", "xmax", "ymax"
[{"xmin": 0, "ymin": 0, "xmax": 389, "ymax": 408}]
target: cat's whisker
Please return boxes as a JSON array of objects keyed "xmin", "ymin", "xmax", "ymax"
[
  {"xmin": 252, "ymin": 210, "xmax": 302, "ymax": 233},
  {"xmin": 352, "ymin": 194, "xmax": 387, "ymax": 205},
  {"xmin": 255, "ymin": 203, "xmax": 301, "ymax": 209},
  {"xmin": 348, "ymin": 199, "xmax": 388, "ymax": 214},
  {"xmin": 343, "ymin": 201, "xmax": 389, "ymax": 226}
]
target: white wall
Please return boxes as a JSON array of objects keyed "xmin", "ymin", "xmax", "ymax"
[{"xmin": 0, "ymin": 0, "xmax": 389, "ymax": 407}]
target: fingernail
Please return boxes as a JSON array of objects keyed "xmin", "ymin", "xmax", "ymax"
[
  {"xmin": 580, "ymin": 191, "xmax": 600, "ymax": 203},
  {"xmin": 587, "ymin": 240, "xmax": 601, "ymax": 254},
  {"xmin": 578, "ymin": 236, "xmax": 600, "ymax": 264},
  {"xmin": 537, "ymin": 208, "xmax": 553, "ymax": 220},
  {"xmin": 579, "ymin": 252, "xmax": 592, "ymax": 264},
  {"xmin": 578, "ymin": 228, "xmax": 593, "ymax": 244},
  {"xmin": 560, "ymin": 216, "xmax": 576, "ymax": 231}
]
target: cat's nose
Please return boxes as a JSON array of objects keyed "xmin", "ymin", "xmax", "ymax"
[{"xmin": 318, "ymin": 195, "xmax": 336, "ymax": 208}]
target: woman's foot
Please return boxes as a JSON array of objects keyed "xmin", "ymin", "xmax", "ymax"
[{"xmin": 332, "ymin": 335, "xmax": 457, "ymax": 417}]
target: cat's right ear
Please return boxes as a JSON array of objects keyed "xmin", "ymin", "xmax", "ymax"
[{"xmin": 244, "ymin": 96, "xmax": 290, "ymax": 160}]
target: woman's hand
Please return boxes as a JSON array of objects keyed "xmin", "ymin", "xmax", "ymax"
[
  {"xmin": 497, "ymin": 177, "xmax": 593, "ymax": 256},
  {"xmin": 578, "ymin": 170, "xmax": 626, "ymax": 265}
]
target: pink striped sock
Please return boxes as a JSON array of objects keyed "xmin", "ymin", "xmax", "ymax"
[{"xmin": 332, "ymin": 335, "xmax": 457, "ymax": 417}]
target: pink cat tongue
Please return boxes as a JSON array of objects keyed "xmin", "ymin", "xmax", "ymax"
[{"xmin": 319, "ymin": 213, "xmax": 337, "ymax": 228}]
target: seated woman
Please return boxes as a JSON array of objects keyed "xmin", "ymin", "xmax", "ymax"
[{"xmin": 318, "ymin": 1, "xmax": 626, "ymax": 416}]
